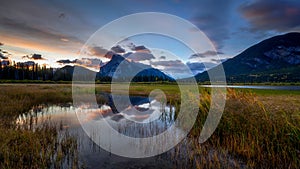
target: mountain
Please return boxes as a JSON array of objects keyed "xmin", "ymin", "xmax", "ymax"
[
  {"xmin": 195, "ymin": 32, "xmax": 300, "ymax": 83},
  {"xmin": 53, "ymin": 54, "xmax": 174, "ymax": 82},
  {"xmin": 53, "ymin": 65, "xmax": 95, "ymax": 81},
  {"xmin": 97, "ymin": 54, "xmax": 174, "ymax": 82}
]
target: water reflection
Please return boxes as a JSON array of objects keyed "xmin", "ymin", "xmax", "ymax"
[
  {"xmin": 16, "ymin": 103, "xmax": 80, "ymax": 130},
  {"xmin": 16, "ymin": 95, "xmax": 177, "ymax": 168},
  {"xmin": 201, "ymin": 85, "xmax": 300, "ymax": 90}
]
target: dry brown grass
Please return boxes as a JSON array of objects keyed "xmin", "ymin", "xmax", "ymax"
[
  {"xmin": 184, "ymin": 88, "xmax": 300, "ymax": 169},
  {"xmin": 0, "ymin": 84, "xmax": 299, "ymax": 168},
  {"xmin": 0, "ymin": 84, "xmax": 79, "ymax": 168}
]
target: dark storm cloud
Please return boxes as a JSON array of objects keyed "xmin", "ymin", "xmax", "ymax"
[
  {"xmin": 239, "ymin": 0, "xmax": 300, "ymax": 32},
  {"xmin": 57, "ymin": 59, "xmax": 77, "ymax": 64},
  {"xmin": 58, "ymin": 13, "xmax": 66, "ymax": 19},
  {"xmin": 191, "ymin": 0, "xmax": 233, "ymax": 49},
  {"xmin": 22, "ymin": 54, "xmax": 46, "ymax": 60},
  {"xmin": 0, "ymin": 53, "xmax": 8, "ymax": 59},
  {"xmin": 0, "ymin": 43, "xmax": 6, "ymax": 59},
  {"xmin": 189, "ymin": 50, "xmax": 224, "ymax": 59},
  {"xmin": 159, "ymin": 56, "xmax": 166, "ymax": 60},
  {"xmin": 132, "ymin": 45, "xmax": 147, "ymax": 51},
  {"xmin": 111, "ymin": 45, "xmax": 125, "ymax": 53},
  {"xmin": 129, "ymin": 44, "xmax": 151, "ymax": 53},
  {"xmin": 123, "ymin": 43, "xmax": 154, "ymax": 61}
]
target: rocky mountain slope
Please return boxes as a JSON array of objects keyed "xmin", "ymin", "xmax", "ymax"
[{"xmin": 195, "ymin": 32, "xmax": 300, "ymax": 83}]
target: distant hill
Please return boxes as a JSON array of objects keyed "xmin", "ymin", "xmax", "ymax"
[
  {"xmin": 53, "ymin": 65, "xmax": 95, "ymax": 81},
  {"xmin": 195, "ymin": 32, "xmax": 300, "ymax": 83}
]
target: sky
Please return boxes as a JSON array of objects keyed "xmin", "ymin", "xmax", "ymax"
[{"xmin": 0, "ymin": 0, "xmax": 300, "ymax": 78}]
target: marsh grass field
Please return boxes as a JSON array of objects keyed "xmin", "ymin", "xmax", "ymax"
[{"xmin": 0, "ymin": 83, "xmax": 299, "ymax": 168}]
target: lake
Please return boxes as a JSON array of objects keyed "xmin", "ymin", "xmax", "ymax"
[
  {"xmin": 15, "ymin": 91, "xmax": 254, "ymax": 168},
  {"xmin": 7, "ymin": 84, "xmax": 299, "ymax": 168},
  {"xmin": 16, "ymin": 94, "xmax": 181, "ymax": 169},
  {"xmin": 201, "ymin": 85, "xmax": 300, "ymax": 90}
]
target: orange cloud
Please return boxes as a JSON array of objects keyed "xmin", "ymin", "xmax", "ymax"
[{"xmin": 1, "ymin": 34, "xmax": 80, "ymax": 56}]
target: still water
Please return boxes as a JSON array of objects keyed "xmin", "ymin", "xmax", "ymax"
[
  {"xmin": 201, "ymin": 85, "xmax": 300, "ymax": 90},
  {"xmin": 14, "ymin": 85, "xmax": 299, "ymax": 168},
  {"xmin": 16, "ymin": 94, "xmax": 179, "ymax": 169}
]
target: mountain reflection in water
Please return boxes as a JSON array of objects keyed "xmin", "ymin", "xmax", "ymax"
[{"xmin": 16, "ymin": 94, "xmax": 178, "ymax": 169}]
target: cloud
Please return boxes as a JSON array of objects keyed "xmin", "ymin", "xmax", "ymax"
[
  {"xmin": 191, "ymin": 0, "xmax": 233, "ymax": 49},
  {"xmin": 211, "ymin": 58, "xmax": 228, "ymax": 63},
  {"xmin": 132, "ymin": 45, "xmax": 147, "ymax": 51},
  {"xmin": 22, "ymin": 54, "xmax": 46, "ymax": 60},
  {"xmin": 76, "ymin": 58, "xmax": 103, "ymax": 69},
  {"xmin": 129, "ymin": 44, "xmax": 151, "ymax": 53},
  {"xmin": 122, "ymin": 44, "xmax": 154, "ymax": 61},
  {"xmin": 0, "ymin": 1, "xmax": 95, "ymax": 56},
  {"xmin": 58, "ymin": 13, "xmax": 66, "ymax": 19},
  {"xmin": 0, "ymin": 17, "xmax": 83, "ymax": 47},
  {"xmin": 16, "ymin": 61, "xmax": 35, "ymax": 66},
  {"xmin": 186, "ymin": 61, "xmax": 217, "ymax": 74},
  {"xmin": 57, "ymin": 59, "xmax": 77, "ymax": 64},
  {"xmin": 189, "ymin": 50, "xmax": 224, "ymax": 59},
  {"xmin": 60, "ymin": 38, "xmax": 69, "ymax": 42},
  {"xmin": 0, "ymin": 53, "xmax": 8, "ymax": 59},
  {"xmin": 0, "ymin": 44, "xmax": 10, "ymax": 59},
  {"xmin": 150, "ymin": 59, "xmax": 195, "ymax": 78},
  {"xmin": 111, "ymin": 45, "xmax": 125, "ymax": 53},
  {"xmin": 88, "ymin": 46, "xmax": 110, "ymax": 58},
  {"xmin": 150, "ymin": 60, "xmax": 190, "ymax": 74},
  {"xmin": 159, "ymin": 56, "xmax": 166, "ymax": 60},
  {"xmin": 123, "ymin": 52, "xmax": 133, "ymax": 58},
  {"xmin": 239, "ymin": 0, "xmax": 300, "ymax": 32},
  {"xmin": 150, "ymin": 59, "xmax": 215, "ymax": 76},
  {"xmin": 151, "ymin": 60, "xmax": 184, "ymax": 67},
  {"xmin": 87, "ymin": 46, "xmax": 124, "ymax": 60},
  {"xmin": 125, "ymin": 52, "xmax": 155, "ymax": 62},
  {"xmin": 0, "ymin": 0, "xmax": 93, "ymax": 41},
  {"xmin": 103, "ymin": 51, "xmax": 115, "ymax": 59},
  {"xmin": 57, "ymin": 58, "xmax": 103, "ymax": 70}
]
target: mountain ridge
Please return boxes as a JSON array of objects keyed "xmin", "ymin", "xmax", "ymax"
[
  {"xmin": 53, "ymin": 54, "xmax": 174, "ymax": 82},
  {"xmin": 97, "ymin": 54, "xmax": 174, "ymax": 82},
  {"xmin": 194, "ymin": 32, "xmax": 300, "ymax": 83}
]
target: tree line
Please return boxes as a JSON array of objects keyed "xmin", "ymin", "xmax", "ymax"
[{"xmin": 0, "ymin": 60, "xmax": 54, "ymax": 81}]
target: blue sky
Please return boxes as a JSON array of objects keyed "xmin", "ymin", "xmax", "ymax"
[{"xmin": 0, "ymin": 0, "xmax": 299, "ymax": 78}]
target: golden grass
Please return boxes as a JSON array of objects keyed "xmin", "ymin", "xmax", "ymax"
[
  {"xmin": 0, "ymin": 84, "xmax": 79, "ymax": 168},
  {"xmin": 184, "ymin": 88, "xmax": 300, "ymax": 169},
  {"xmin": 0, "ymin": 84, "xmax": 299, "ymax": 168}
]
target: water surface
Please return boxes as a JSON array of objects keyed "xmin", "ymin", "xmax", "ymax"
[
  {"xmin": 201, "ymin": 85, "xmax": 300, "ymax": 90},
  {"xmin": 16, "ymin": 93, "xmax": 247, "ymax": 168},
  {"xmin": 17, "ymin": 95, "xmax": 177, "ymax": 169}
]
